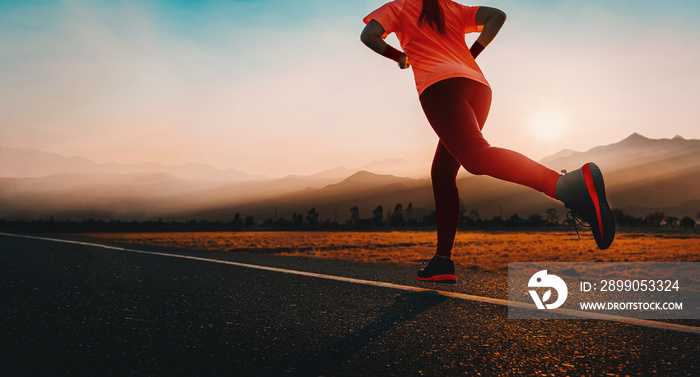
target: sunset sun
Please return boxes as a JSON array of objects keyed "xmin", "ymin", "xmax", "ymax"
[{"xmin": 528, "ymin": 109, "xmax": 570, "ymax": 142}]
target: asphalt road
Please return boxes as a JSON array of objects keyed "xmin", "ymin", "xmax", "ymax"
[{"xmin": 1, "ymin": 233, "xmax": 698, "ymax": 376}]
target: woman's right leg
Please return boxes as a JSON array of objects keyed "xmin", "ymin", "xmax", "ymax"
[
  {"xmin": 421, "ymin": 77, "xmax": 615, "ymax": 253},
  {"xmin": 420, "ymin": 78, "xmax": 561, "ymax": 199}
]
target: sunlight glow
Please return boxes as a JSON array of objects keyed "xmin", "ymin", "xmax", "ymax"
[{"xmin": 528, "ymin": 109, "xmax": 570, "ymax": 142}]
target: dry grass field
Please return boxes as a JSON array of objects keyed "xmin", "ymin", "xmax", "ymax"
[{"xmin": 79, "ymin": 230, "xmax": 699, "ymax": 273}]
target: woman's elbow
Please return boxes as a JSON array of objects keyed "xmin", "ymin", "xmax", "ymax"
[
  {"xmin": 360, "ymin": 29, "xmax": 371, "ymax": 46},
  {"xmin": 360, "ymin": 28, "xmax": 381, "ymax": 48},
  {"xmin": 494, "ymin": 9, "xmax": 507, "ymax": 23},
  {"xmin": 361, "ymin": 20, "xmax": 385, "ymax": 47}
]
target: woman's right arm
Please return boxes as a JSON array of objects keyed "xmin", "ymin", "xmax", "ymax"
[
  {"xmin": 361, "ymin": 19, "xmax": 410, "ymax": 69},
  {"xmin": 360, "ymin": 20, "xmax": 389, "ymax": 55}
]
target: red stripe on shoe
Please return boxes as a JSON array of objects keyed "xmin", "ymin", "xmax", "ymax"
[
  {"xmin": 582, "ymin": 163, "xmax": 604, "ymax": 245},
  {"xmin": 416, "ymin": 274, "xmax": 457, "ymax": 282}
]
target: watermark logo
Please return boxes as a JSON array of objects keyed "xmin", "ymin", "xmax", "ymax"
[
  {"xmin": 528, "ymin": 270, "xmax": 568, "ymax": 309},
  {"xmin": 510, "ymin": 263, "xmax": 697, "ymax": 319}
]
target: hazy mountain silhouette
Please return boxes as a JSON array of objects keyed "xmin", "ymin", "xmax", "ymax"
[
  {"xmin": 541, "ymin": 133, "xmax": 699, "ymax": 174},
  {"xmin": 193, "ymin": 133, "xmax": 700, "ymax": 222},
  {"xmin": 195, "ymin": 171, "xmax": 433, "ymax": 222},
  {"xmin": 0, "ymin": 146, "xmax": 266, "ymax": 181},
  {"xmin": 359, "ymin": 158, "xmax": 428, "ymax": 178},
  {"xmin": 0, "ymin": 134, "xmax": 698, "ymax": 221}
]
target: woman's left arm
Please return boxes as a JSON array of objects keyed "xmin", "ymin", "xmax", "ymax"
[
  {"xmin": 361, "ymin": 19, "xmax": 409, "ymax": 69},
  {"xmin": 474, "ymin": 7, "xmax": 506, "ymax": 48}
]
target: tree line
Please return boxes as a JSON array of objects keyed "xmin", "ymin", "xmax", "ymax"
[{"xmin": 1, "ymin": 204, "xmax": 696, "ymax": 233}]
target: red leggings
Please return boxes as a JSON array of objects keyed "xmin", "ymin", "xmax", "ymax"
[{"xmin": 419, "ymin": 77, "xmax": 561, "ymax": 258}]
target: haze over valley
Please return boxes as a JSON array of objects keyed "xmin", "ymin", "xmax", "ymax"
[{"xmin": 1, "ymin": 133, "xmax": 698, "ymax": 223}]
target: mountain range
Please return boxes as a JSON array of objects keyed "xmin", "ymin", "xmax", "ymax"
[{"xmin": 0, "ymin": 133, "xmax": 698, "ymax": 222}]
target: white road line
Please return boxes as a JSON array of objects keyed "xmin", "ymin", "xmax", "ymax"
[{"xmin": 2, "ymin": 232, "xmax": 699, "ymax": 335}]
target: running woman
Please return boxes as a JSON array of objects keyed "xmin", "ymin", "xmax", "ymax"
[{"xmin": 361, "ymin": 0, "xmax": 615, "ymax": 284}]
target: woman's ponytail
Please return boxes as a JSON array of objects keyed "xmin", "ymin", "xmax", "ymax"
[{"xmin": 418, "ymin": 0, "xmax": 446, "ymax": 34}]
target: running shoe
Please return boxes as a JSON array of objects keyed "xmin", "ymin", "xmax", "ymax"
[
  {"xmin": 556, "ymin": 162, "xmax": 615, "ymax": 249},
  {"xmin": 416, "ymin": 256, "xmax": 457, "ymax": 284}
]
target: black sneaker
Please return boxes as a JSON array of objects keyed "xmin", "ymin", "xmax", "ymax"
[
  {"xmin": 416, "ymin": 256, "xmax": 457, "ymax": 284},
  {"xmin": 556, "ymin": 162, "xmax": 615, "ymax": 250}
]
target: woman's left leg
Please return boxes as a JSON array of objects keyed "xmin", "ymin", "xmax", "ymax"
[
  {"xmin": 431, "ymin": 141, "xmax": 461, "ymax": 258},
  {"xmin": 429, "ymin": 78, "xmax": 492, "ymax": 259}
]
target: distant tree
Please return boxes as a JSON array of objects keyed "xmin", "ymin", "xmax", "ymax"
[
  {"xmin": 528, "ymin": 213, "xmax": 543, "ymax": 225},
  {"xmin": 470, "ymin": 209, "xmax": 481, "ymax": 222},
  {"xmin": 350, "ymin": 206, "xmax": 360, "ymax": 225},
  {"xmin": 306, "ymin": 207, "xmax": 319, "ymax": 227},
  {"xmin": 406, "ymin": 202, "xmax": 413, "ymax": 223},
  {"xmin": 372, "ymin": 205, "xmax": 384, "ymax": 227},
  {"xmin": 423, "ymin": 210, "xmax": 436, "ymax": 226},
  {"xmin": 390, "ymin": 203, "xmax": 404, "ymax": 227},
  {"xmin": 664, "ymin": 216, "xmax": 679, "ymax": 227},
  {"xmin": 612, "ymin": 208, "xmax": 624, "ymax": 223},
  {"xmin": 292, "ymin": 212, "xmax": 304, "ymax": 226},
  {"xmin": 274, "ymin": 216, "xmax": 289, "ymax": 227},
  {"xmin": 459, "ymin": 207, "xmax": 481, "ymax": 228},
  {"xmin": 198, "ymin": 219, "xmax": 212, "ymax": 231},
  {"xmin": 457, "ymin": 201, "xmax": 467, "ymax": 227},
  {"xmin": 680, "ymin": 217, "xmax": 696, "ymax": 229},
  {"xmin": 459, "ymin": 200, "xmax": 468, "ymax": 221},
  {"xmin": 613, "ymin": 208, "xmax": 644, "ymax": 227},
  {"xmin": 645, "ymin": 212, "xmax": 665, "ymax": 227},
  {"xmin": 545, "ymin": 208, "xmax": 560, "ymax": 225},
  {"xmin": 323, "ymin": 219, "xmax": 334, "ymax": 227},
  {"xmin": 244, "ymin": 216, "xmax": 255, "ymax": 228}
]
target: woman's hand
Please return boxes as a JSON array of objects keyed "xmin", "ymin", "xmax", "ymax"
[{"xmin": 398, "ymin": 53, "xmax": 410, "ymax": 69}]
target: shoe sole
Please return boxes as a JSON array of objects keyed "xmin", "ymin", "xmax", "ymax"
[
  {"xmin": 415, "ymin": 274, "xmax": 457, "ymax": 284},
  {"xmin": 582, "ymin": 163, "xmax": 615, "ymax": 249}
]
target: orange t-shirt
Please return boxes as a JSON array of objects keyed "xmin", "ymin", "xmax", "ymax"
[{"xmin": 364, "ymin": 0, "xmax": 488, "ymax": 95}]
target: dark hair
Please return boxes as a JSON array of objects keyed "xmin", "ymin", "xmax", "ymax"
[{"xmin": 418, "ymin": 0, "xmax": 446, "ymax": 34}]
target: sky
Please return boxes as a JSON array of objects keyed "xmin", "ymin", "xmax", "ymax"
[{"xmin": 1, "ymin": 0, "xmax": 699, "ymax": 177}]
